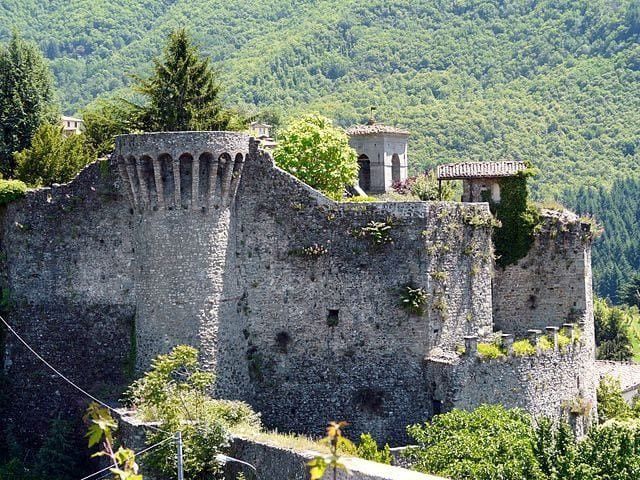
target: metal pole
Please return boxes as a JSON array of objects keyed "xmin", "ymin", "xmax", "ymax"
[{"xmin": 176, "ymin": 431, "xmax": 184, "ymax": 480}]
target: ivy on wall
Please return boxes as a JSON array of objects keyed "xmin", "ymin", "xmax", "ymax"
[{"xmin": 488, "ymin": 166, "xmax": 540, "ymax": 268}]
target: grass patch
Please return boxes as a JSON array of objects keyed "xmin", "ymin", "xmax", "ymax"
[{"xmin": 344, "ymin": 195, "xmax": 377, "ymax": 203}]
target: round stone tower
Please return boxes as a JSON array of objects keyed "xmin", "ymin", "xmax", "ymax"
[{"xmin": 114, "ymin": 131, "xmax": 250, "ymax": 398}]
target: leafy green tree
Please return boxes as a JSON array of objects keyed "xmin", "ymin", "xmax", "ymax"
[
  {"xmin": 594, "ymin": 297, "xmax": 634, "ymax": 361},
  {"xmin": 597, "ymin": 375, "xmax": 633, "ymax": 423},
  {"xmin": 627, "ymin": 0, "xmax": 640, "ymax": 35},
  {"xmin": 576, "ymin": 420, "xmax": 640, "ymax": 480},
  {"xmin": 82, "ymin": 98, "xmax": 142, "ymax": 157},
  {"xmin": 406, "ymin": 405, "xmax": 545, "ymax": 480},
  {"xmin": 0, "ymin": 33, "xmax": 57, "ymax": 177},
  {"xmin": 134, "ymin": 28, "xmax": 245, "ymax": 132},
  {"xmin": 14, "ymin": 123, "xmax": 95, "ymax": 187},
  {"xmin": 274, "ymin": 113, "xmax": 358, "ymax": 200},
  {"xmin": 124, "ymin": 345, "xmax": 260, "ymax": 479}
]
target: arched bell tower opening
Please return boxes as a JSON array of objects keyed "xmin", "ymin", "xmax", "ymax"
[
  {"xmin": 346, "ymin": 117, "xmax": 409, "ymax": 193},
  {"xmin": 358, "ymin": 154, "xmax": 371, "ymax": 191}
]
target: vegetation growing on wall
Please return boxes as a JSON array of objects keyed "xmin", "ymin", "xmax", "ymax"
[
  {"xmin": 0, "ymin": 180, "xmax": 26, "ymax": 205},
  {"xmin": 399, "ymin": 285, "xmax": 429, "ymax": 316},
  {"xmin": 489, "ymin": 167, "xmax": 540, "ymax": 268}
]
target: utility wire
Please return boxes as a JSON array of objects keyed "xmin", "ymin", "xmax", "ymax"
[
  {"xmin": 80, "ymin": 435, "xmax": 176, "ymax": 480},
  {"xmin": 0, "ymin": 313, "xmax": 170, "ymax": 435}
]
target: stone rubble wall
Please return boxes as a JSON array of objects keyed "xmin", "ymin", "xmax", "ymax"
[{"xmin": 0, "ymin": 161, "xmax": 136, "ymax": 444}]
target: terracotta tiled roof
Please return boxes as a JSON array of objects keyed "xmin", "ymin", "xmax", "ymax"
[
  {"xmin": 346, "ymin": 123, "xmax": 409, "ymax": 136},
  {"xmin": 596, "ymin": 360, "xmax": 640, "ymax": 393},
  {"xmin": 437, "ymin": 161, "xmax": 527, "ymax": 180}
]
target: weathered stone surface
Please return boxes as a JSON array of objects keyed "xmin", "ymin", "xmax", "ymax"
[{"xmin": 0, "ymin": 132, "xmax": 597, "ymax": 448}]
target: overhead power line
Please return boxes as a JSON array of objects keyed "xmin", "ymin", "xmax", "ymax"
[{"xmin": 0, "ymin": 313, "xmax": 170, "ymax": 435}]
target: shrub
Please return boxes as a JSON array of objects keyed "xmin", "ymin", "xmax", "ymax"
[
  {"xmin": 14, "ymin": 123, "xmax": 95, "ymax": 186},
  {"xmin": 0, "ymin": 179, "xmax": 27, "ymax": 205},
  {"xmin": 538, "ymin": 335, "xmax": 553, "ymax": 351},
  {"xmin": 400, "ymin": 285, "xmax": 429, "ymax": 315},
  {"xmin": 124, "ymin": 345, "xmax": 260, "ymax": 479},
  {"xmin": 392, "ymin": 171, "xmax": 454, "ymax": 201},
  {"xmin": 597, "ymin": 375, "xmax": 632, "ymax": 422},
  {"xmin": 513, "ymin": 339, "xmax": 537, "ymax": 356},
  {"xmin": 557, "ymin": 331, "xmax": 572, "ymax": 350},
  {"xmin": 357, "ymin": 433, "xmax": 392, "ymax": 465},
  {"xmin": 405, "ymin": 405, "xmax": 545, "ymax": 480},
  {"xmin": 477, "ymin": 342, "xmax": 505, "ymax": 359}
]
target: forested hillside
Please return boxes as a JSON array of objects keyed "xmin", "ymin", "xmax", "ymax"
[{"xmin": 2, "ymin": 0, "xmax": 640, "ymax": 298}]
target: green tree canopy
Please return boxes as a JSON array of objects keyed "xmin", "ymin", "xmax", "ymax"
[
  {"xmin": 14, "ymin": 123, "xmax": 95, "ymax": 187},
  {"xmin": 406, "ymin": 405, "xmax": 545, "ymax": 480},
  {"xmin": 274, "ymin": 113, "xmax": 358, "ymax": 200},
  {"xmin": 0, "ymin": 33, "xmax": 56, "ymax": 177}
]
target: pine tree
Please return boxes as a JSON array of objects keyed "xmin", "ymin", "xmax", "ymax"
[
  {"xmin": 0, "ymin": 33, "xmax": 56, "ymax": 177},
  {"xmin": 134, "ymin": 29, "xmax": 245, "ymax": 132}
]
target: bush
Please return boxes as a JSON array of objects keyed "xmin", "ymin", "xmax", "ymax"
[
  {"xmin": 392, "ymin": 171, "xmax": 454, "ymax": 201},
  {"xmin": 0, "ymin": 179, "xmax": 27, "ymax": 205},
  {"xmin": 357, "ymin": 433, "xmax": 392, "ymax": 465},
  {"xmin": 477, "ymin": 342, "xmax": 505, "ymax": 359},
  {"xmin": 597, "ymin": 375, "xmax": 632, "ymax": 423},
  {"xmin": 513, "ymin": 339, "xmax": 536, "ymax": 356},
  {"xmin": 125, "ymin": 345, "xmax": 260, "ymax": 479},
  {"xmin": 14, "ymin": 123, "xmax": 95, "ymax": 187},
  {"xmin": 405, "ymin": 405, "xmax": 545, "ymax": 480}
]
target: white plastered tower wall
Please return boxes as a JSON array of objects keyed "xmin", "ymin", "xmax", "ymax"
[{"xmin": 346, "ymin": 122, "xmax": 409, "ymax": 193}]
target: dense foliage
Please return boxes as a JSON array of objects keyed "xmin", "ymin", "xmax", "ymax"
[
  {"xmin": 489, "ymin": 171, "xmax": 540, "ymax": 268},
  {"xmin": 0, "ymin": 179, "xmax": 26, "ymax": 205},
  {"xmin": 0, "ymin": 33, "xmax": 56, "ymax": 177},
  {"xmin": 274, "ymin": 113, "xmax": 357, "ymax": 199},
  {"xmin": 593, "ymin": 297, "xmax": 636, "ymax": 361},
  {"xmin": 125, "ymin": 345, "xmax": 260, "ymax": 479},
  {"xmin": 14, "ymin": 124, "xmax": 95, "ymax": 187},
  {"xmin": 407, "ymin": 403, "xmax": 640, "ymax": 480}
]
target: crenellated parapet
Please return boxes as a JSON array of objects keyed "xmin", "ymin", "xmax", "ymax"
[{"xmin": 114, "ymin": 131, "xmax": 249, "ymax": 212}]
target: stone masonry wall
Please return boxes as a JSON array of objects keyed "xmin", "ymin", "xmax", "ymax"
[
  {"xmin": 492, "ymin": 210, "xmax": 595, "ymax": 338},
  {"xmin": 429, "ymin": 335, "xmax": 597, "ymax": 437},
  {"xmin": 230, "ymin": 143, "xmax": 494, "ymax": 443},
  {"xmin": 0, "ymin": 161, "xmax": 135, "ymax": 445}
]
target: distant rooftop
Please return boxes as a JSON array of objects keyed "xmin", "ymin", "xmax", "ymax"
[
  {"xmin": 61, "ymin": 115, "xmax": 83, "ymax": 122},
  {"xmin": 437, "ymin": 161, "xmax": 527, "ymax": 180},
  {"xmin": 346, "ymin": 118, "xmax": 409, "ymax": 136}
]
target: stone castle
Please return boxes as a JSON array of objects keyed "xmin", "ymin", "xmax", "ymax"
[{"xmin": 0, "ymin": 130, "xmax": 597, "ymax": 444}]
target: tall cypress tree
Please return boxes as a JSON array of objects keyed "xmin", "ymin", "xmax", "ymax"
[
  {"xmin": 135, "ymin": 29, "xmax": 244, "ymax": 132},
  {"xmin": 0, "ymin": 33, "xmax": 56, "ymax": 177}
]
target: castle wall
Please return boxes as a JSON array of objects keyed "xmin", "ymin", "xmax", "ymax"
[
  {"xmin": 230, "ymin": 145, "xmax": 494, "ymax": 443},
  {"xmin": 428, "ymin": 339, "xmax": 597, "ymax": 436},
  {"xmin": 492, "ymin": 211, "xmax": 595, "ymax": 340},
  {"xmin": 0, "ymin": 162, "xmax": 135, "ymax": 443}
]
